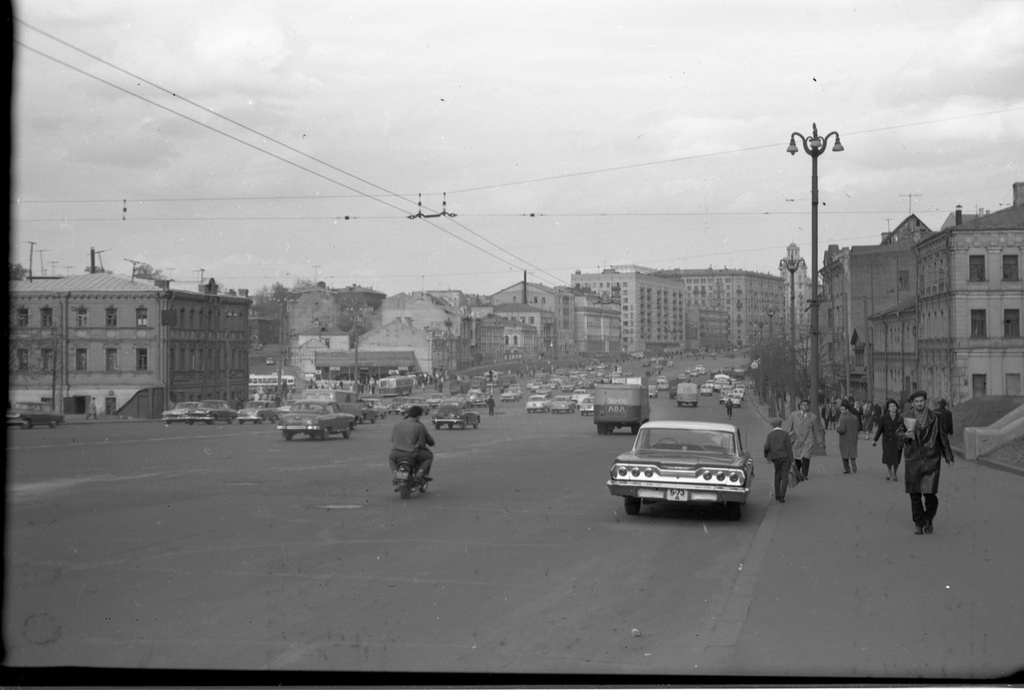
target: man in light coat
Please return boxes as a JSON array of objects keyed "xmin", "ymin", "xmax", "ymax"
[{"xmin": 783, "ymin": 398, "xmax": 825, "ymax": 480}]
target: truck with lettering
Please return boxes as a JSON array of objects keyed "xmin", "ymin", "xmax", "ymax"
[{"xmin": 593, "ymin": 380, "xmax": 649, "ymax": 435}]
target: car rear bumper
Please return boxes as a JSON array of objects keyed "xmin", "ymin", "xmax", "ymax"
[{"xmin": 607, "ymin": 480, "xmax": 749, "ymax": 504}]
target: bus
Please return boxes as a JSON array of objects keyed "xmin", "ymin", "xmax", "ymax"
[
  {"xmin": 378, "ymin": 375, "xmax": 416, "ymax": 397},
  {"xmin": 249, "ymin": 373, "xmax": 295, "ymax": 389}
]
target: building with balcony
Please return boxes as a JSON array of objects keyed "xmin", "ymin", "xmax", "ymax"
[
  {"xmin": 571, "ymin": 266, "xmax": 686, "ymax": 354},
  {"xmin": 10, "ymin": 273, "xmax": 250, "ymax": 417}
]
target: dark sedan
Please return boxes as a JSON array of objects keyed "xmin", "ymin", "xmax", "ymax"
[
  {"xmin": 432, "ymin": 400, "xmax": 481, "ymax": 430},
  {"xmin": 276, "ymin": 400, "xmax": 356, "ymax": 441},
  {"xmin": 186, "ymin": 400, "xmax": 238, "ymax": 425},
  {"xmin": 7, "ymin": 402, "xmax": 65, "ymax": 429}
]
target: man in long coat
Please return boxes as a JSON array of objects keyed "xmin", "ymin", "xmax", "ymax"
[
  {"xmin": 898, "ymin": 390, "xmax": 955, "ymax": 535},
  {"xmin": 783, "ymin": 398, "xmax": 825, "ymax": 479}
]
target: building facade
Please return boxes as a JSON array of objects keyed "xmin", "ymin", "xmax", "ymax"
[
  {"xmin": 571, "ymin": 292, "xmax": 621, "ymax": 355},
  {"xmin": 10, "ymin": 273, "xmax": 250, "ymax": 417},
  {"xmin": 490, "ymin": 281, "xmax": 574, "ymax": 356},
  {"xmin": 571, "ymin": 267, "xmax": 687, "ymax": 354},
  {"xmin": 915, "ymin": 187, "xmax": 1024, "ymax": 402}
]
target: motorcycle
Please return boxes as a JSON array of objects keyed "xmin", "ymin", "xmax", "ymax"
[{"xmin": 393, "ymin": 459, "xmax": 429, "ymax": 499}]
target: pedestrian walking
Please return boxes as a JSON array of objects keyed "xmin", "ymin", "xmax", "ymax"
[
  {"xmin": 836, "ymin": 401, "xmax": 860, "ymax": 473},
  {"xmin": 763, "ymin": 417, "xmax": 795, "ymax": 503},
  {"xmin": 86, "ymin": 397, "xmax": 98, "ymax": 420},
  {"xmin": 784, "ymin": 399, "xmax": 824, "ymax": 480},
  {"xmin": 486, "ymin": 395, "xmax": 495, "ymax": 417},
  {"xmin": 873, "ymin": 398, "xmax": 903, "ymax": 481},
  {"xmin": 725, "ymin": 397, "xmax": 733, "ymax": 419},
  {"xmin": 899, "ymin": 390, "xmax": 955, "ymax": 535},
  {"xmin": 935, "ymin": 398, "xmax": 954, "ymax": 436},
  {"xmin": 861, "ymin": 401, "xmax": 875, "ymax": 439}
]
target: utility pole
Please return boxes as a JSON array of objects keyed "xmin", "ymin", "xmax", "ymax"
[
  {"xmin": 900, "ymin": 193, "xmax": 921, "ymax": 214},
  {"xmin": 27, "ymin": 241, "xmax": 36, "ymax": 279}
]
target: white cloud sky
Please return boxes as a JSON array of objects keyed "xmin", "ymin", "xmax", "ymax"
[{"xmin": 11, "ymin": 0, "xmax": 1024, "ymax": 294}]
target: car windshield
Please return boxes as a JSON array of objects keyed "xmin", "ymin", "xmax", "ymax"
[
  {"xmin": 14, "ymin": 402, "xmax": 43, "ymax": 411},
  {"xmin": 291, "ymin": 402, "xmax": 327, "ymax": 413},
  {"xmin": 636, "ymin": 428, "xmax": 737, "ymax": 454}
]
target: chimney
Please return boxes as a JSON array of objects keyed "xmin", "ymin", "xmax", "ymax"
[
  {"xmin": 955, "ymin": 205, "xmax": 962, "ymax": 226},
  {"xmin": 1014, "ymin": 182, "xmax": 1024, "ymax": 207}
]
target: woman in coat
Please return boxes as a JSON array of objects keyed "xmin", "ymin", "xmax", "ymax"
[
  {"xmin": 872, "ymin": 398, "xmax": 903, "ymax": 481},
  {"xmin": 836, "ymin": 401, "xmax": 860, "ymax": 473}
]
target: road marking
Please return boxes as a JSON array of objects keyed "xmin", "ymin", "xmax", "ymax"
[{"xmin": 318, "ymin": 504, "xmax": 362, "ymax": 510}]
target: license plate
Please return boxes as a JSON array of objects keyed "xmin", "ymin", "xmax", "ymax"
[
  {"xmin": 666, "ymin": 488, "xmax": 688, "ymax": 501},
  {"xmin": 395, "ymin": 470, "xmax": 409, "ymax": 480},
  {"xmin": 690, "ymin": 491, "xmax": 718, "ymax": 502}
]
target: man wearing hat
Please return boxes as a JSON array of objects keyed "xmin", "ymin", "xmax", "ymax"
[
  {"xmin": 898, "ymin": 390, "xmax": 955, "ymax": 534},
  {"xmin": 389, "ymin": 405, "xmax": 436, "ymax": 481},
  {"xmin": 763, "ymin": 417, "xmax": 795, "ymax": 503}
]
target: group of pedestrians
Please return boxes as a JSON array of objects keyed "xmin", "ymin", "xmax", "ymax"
[{"xmin": 763, "ymin": 390, "xmax": 955, "ymax": 535}]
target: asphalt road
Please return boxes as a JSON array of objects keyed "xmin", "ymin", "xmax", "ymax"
[{"xmin": 5, "ymin": 370, "xmax": 1023, "ymax": 681}]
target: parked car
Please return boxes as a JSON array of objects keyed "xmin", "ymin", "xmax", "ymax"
[
  {"xmin": 162, "ymin": 401, "xmax": 199, "ymax": 424},
  {"xmin": 236, "ymin": 400, "xmax": 280, "ymax": 424},
  {"xmin": 578, "ymin": 395, "xmax": 595, "ymax": 416},
  {"xmin": 549, "ymin": 395, "xmax": 577, "ymax": 414},
  {"xmin": 276, "ymin": 400, "xmax": 356, "ymax": 441},
  {"xmin": 7, "ymin": 401, "xmax": 65, "ymax": 429},
  {"xmin": 607, "ymin": 420, "xmax": 754, "ymax": 521},
  {"xmin": 525, "ymin": 395, "xmax": 551, "ymax": 413},
  {"xmin": 186, "ymin": 400, "xmax": 238, "ymax": 424},
  {"xmin": 358, "ymin": 397, "xmax": 387, "ymax": 424},
  {"xmin": 432, "ymin": 399, "xmax": 481, "ymax": 430}
]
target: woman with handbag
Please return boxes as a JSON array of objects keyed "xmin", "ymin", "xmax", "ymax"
[{"xmin": 873, "ymin": 399, "xmax": 904, "ymax": 481}]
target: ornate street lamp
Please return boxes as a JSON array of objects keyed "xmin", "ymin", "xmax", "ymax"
[
  {"xmin": 779, "ymin": 255, "xmax": 806, "ymax": 346},
  {"xmin": 767, "ymin": 308, "xmax": 776, "ymax": 342},
  {"xmin": 787, "ymin": 122, "xmax": 843, "ymax": 422}
]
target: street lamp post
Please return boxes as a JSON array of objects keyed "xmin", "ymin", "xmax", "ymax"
[
  {"xmin": 788, "ymin": 122, "xmax": 843, "ymax": 423},
  {"xmin": 767, "ymin": 308, "xmax": 776, "ymax": 342},
  {"xmin": 779, "ymin": 256, "xmax": 806, "ymax": 346}
]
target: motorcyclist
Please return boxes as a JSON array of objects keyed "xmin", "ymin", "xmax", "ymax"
[{"xmin": 389, "ymin": 405, "xmax": 435, "ymax": 481}]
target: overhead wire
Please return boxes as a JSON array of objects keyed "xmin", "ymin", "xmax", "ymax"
[{"xmin": 13, "ymin": 18, "xmax": 566, "ymax": 286}]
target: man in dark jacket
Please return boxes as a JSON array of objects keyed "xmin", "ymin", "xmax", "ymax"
[
  {"xmin": 763, "ymin": 417, "xmax": 795, "ymax": 503},
  {"xmin": 389, "ymin": 405, "xmax": 435, "ymax": 480},
  {"xmin": 898, "ymin": 390, "xmax": 954, "ymax": 534},
  {"xmin": 935, "ymin": 398, "xmax": 954, "ymax": 436}
]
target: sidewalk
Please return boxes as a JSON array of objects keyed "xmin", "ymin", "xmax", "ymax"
[{"xmin": 714, "ymin": 401, "xmax": 1024, "ymax": 678}]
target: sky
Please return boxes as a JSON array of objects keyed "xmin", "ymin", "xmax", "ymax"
[{"xmin": 10, "ymin": 0, "xmax": 1024, "ymax": 298}]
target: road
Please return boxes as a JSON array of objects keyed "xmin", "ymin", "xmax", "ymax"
[{"xmin": 4, "ymin": 370, "xmax": 1023, "ymax": 680}]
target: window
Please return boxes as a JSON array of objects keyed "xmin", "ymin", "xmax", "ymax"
[
  {"xmin": 75, "ymin": 348, "xmax": 88, "ymax": 371},
  {"xmin": 1003, "ymin": 255, "xmax": 1020, "ymax": 282},
  {"xmin": 970, "ymin": 310, "xmax": 986, "ymax": 338},
  {"xmin": 41, "ymin": 307, "xmax": 53, "ymax": 327},
  {"xmin": 41, "ymin": 349, "xmax": 53, "ymax": 372},
  {"xmin": 136, "ymin": 307, "xmax": 148, "ymax": 327},
  {"xmin": 16, "ymin": 308, "xmax": 29, "ymax": 326},
  {"xmin": 16, "ymin": 348, "xmax": 29, "ymax": 370},
  {"xmin": 968, "ymin": 255, "xmax": 985, "ymax": 282},
  {"xmin": 898, "ymin": 270, "xmax": 910, "ymax": 291},
  {"xmin": 136, "ymin": 348, "xmax": 149, "ymax": 371},
  {"xmin": 1005, "ymin": 309, "xmax": 1021, "ymax": 338},
  {"xmin": 76, "ymin": 308, "xmax": 89, "ymax": 327},
  {"xmin": 105, "ymin": 307, "xmax": 118, "ymax": 327},
  {"xmin": 106, "ymin": 348, "xmax": 118, "ymax": 371}
]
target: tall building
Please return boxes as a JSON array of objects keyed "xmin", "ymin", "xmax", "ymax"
[
  {"xmin": 490, "ymin": 281, "xmax": 575, "ymax": 356},
  {"xmin": 653, "ymin": 267, "xmax": 784, "ymax": 350},
  {"xmin": 10, "ymin": 273, "xmax": 250, "ymax": 417},
  {"xmin": 571, "ymin": 266, "xmax": 686, "ymax": 354},
  {"xmin": 777, "ymin": 243, "xmax": 810, "ymax": 344}
]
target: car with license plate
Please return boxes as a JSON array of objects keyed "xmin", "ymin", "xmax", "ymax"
[
  {"xmin": 549, "ymin": 395, "xmax": 577, "ymax": 414},
  {"xmin": 578, "ymin": 395, "xmax": 595, "ymax": 416},
  {"xmin": 525, "ymin": 394, "xmax": 550, "ymax": 413},
  {"xmin": 432, "ymin": 399, "xmax": 481, "ymax": 430},
  {"xmin": 162, "ymin": 401, "xmax": 199, "ymax": 424},
  {"xmin": 607, "ymin": 420, "xmax": 754, "ymax": 520},
  {"xmin": 7, "ymin": 401, "xmax": 65, "ymax": 429},
  {"xmin": 656, "ymin": 376, "xmax": 670, "ymax": 391},
  {"xmin": 186, "ymin": 400, "xmax": 238, "ymax": 424},
  {"xmin": 277, "ymin": 400, "xmax": 356, "ymax": 440},
  {"xmin": 236, "ymin": 400, "xmax": 280, "ymax": 424}
]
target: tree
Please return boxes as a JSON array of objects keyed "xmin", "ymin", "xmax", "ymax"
[
  {"xmin": 132, "ymin": 263, "xmax": 165, "ymax": 280},
  {"xmin": 9, "ymin": 262, "xmax": 28, "ymax": 280}
]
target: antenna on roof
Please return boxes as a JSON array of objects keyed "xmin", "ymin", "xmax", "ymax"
[{"xmin": 124, "ymin": 258, "xmax": 142, "ymax": 281}]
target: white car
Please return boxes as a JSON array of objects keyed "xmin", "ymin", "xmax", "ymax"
[
  {"xmin": 700, "ymin": 384, "xmax": 715, "ymax": 396},
  {"xmin": 501, "ymin": 388, "xmax": 522, "ymax": 402},
  {"xmin": 570, "ymin": 389, "xmax": 590, "ymax": 405},
  {"xmin": 525, "ymin": 395, "xmax": 551, "ymax": 413},
  {"xmin": 579, "ymin": 396, "xmax": 595, "ymax": 416}
]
